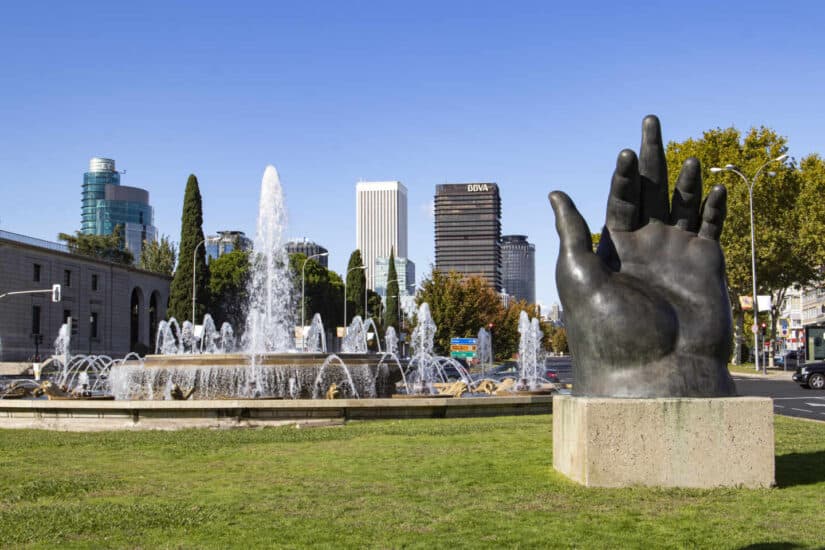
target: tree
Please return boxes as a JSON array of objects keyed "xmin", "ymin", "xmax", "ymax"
[
  {"xmin": 551, "ymin": 328, "xmax": 569, "ymax": 354},
  {"xmin": 168, "ymin": 174, "xmax": 210, "ymax": 322},
  {"xmin": 209, "ymin": 249, "xmax": 250, "ymax": 332},
  {"xmin": 416, "ymin": 271, "xmax": 503, "ymax": 355},
  {"xmin": 139, "ymin": 235, "xmax": 177, "ymax": 276},
  {"xmin": 345, "ymin": 250, "xmax": 366, "ymax": 323},
  {"xmin": 288, "ymin": 253, "xmax": 343, "ymax": 331},
  {"xmin": 666, "ymin": 127, "xmax": 825, "ymax": 363},
  {"xmin": 58, "ymin": 225, "xmax": 134, "ymax": 265},
  {"xmin": 384, "ymin": 247, "xmax": 400, "ymax": 330}
]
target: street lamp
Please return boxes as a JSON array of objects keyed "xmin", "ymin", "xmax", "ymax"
[
  {"xmin": 192, "ymin": 239, "xmax": 206, "ymax": 324},
  {"xmin": 301, "ymin": 252, "xmax": 329, "ymax": 350},
  {"xmin": 343, "ymin": 265, "xmax": 366, "ymax": 333},
  {"xmin": 711, "ymin": 153, "xmax": 788, "ymax": 375}
]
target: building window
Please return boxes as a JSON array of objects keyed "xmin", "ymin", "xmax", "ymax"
[
  {"xmin": 32, "ymin": 305, "xmax": 41, "ymax": 335},
  {"xmin": 64, "ymin": 270, "xmax": 72, "ymax": 287},
  {"xmin": 91, "ymin": 274, "xmax": 98, "ymax": 291},
  {"xmin": 63, "ymin": 310, "xmax": 71, "ymax": 324},
  {"xmin": 33, "ymin": 264, "xmax": 41, "ymax": 282},
  {"xmin": 90, "ymin": 312, "xmax": 98, "ymax": 339}
]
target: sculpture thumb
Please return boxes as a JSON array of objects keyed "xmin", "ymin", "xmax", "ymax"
[{"xmin": 549, "ymin": 191, "xmax": 592, "ymax": 255}]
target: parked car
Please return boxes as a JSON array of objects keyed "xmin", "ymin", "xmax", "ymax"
[
  {"xmin": 472, "ymin": 361, "xmax": 558, "ymax": 383},
  {"xmin": 775, "ymin": 350, "xmax": 803, "ymax": 369},
  {"xmin": 792, "ymin": 361, "xmax": 825, "ymax": 389}
]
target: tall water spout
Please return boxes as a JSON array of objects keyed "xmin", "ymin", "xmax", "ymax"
[{"xmin": 243, "ymin": 165, "xmax": 295, "ymax": 354}]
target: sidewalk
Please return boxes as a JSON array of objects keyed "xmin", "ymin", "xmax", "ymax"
[{"xmin": 729, "ymin": 367, "xmax": 795, "ymax": 380}]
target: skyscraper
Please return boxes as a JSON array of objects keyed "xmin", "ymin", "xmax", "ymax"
[
  {"xmin": 434, "ymin": 183, "xmax": 502, "ymax": 291},
  {"xmin": 206, "ymin": 230, "xmax": 253, "ymax": 261},
  {"xmin": 501, "ymin": 234, "xmax": 536, "ymax": 303},
  {"xmin": 285, "ymin": 238, "xmax": 329, "ymax": 267},
  {"xmin": 81, "ymin": 157, "xmax": 157, "ymax": 262},
  {"xmin": 355, "ymin": 181, "xmax": 408, "ymax": 290}
]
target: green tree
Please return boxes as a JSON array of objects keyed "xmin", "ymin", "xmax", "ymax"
[
  {"xmin": 345, "ymin": 250, "xmax": 366, "ymax": 323},
  {"xmin": 551, "ymin": 328, "xmax": 569, "ymax": 355},
  {"xmin": 209, "ymin": 249, "xmax": 250, "ymax": 331},
  {"xmin": 289, "ymin": 253, "xmax": 343, "ymax": 330},
  {"xmin": 384, "ymin": 248, "xmax": 400, "ymax": 330},
  {"xmin": 168, "ymin": 174, "xmax": 210, "ymax": 322},
  {"xmin": 138, "ymin": 235, "xmax": 177, "ymax": 276},
  {"xmin": 491, "ymin": 300, "xmax": 541, "ymax": 362},
  {"xmin": 416, "ymin": 271, "xmax": 503, "ymax": 355},
  {"xmin": 666, "ymin": 127, "xmax": 825, "ymax": 363},
  {"xmin": 58, "ymin": 225, "xmax": 134, "ymax": 265}
]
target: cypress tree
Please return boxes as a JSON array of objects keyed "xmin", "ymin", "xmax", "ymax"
[
  {"xmin": 168, "ymin": 174, "xmax": 210, "ymax": 322},
  {"xmin": 384, "ymin": 247, "xmax": 400, "ymax": 330},
  {"xmin": 345, "ymin": 250, "xmax": 366, "ymax": 323}
]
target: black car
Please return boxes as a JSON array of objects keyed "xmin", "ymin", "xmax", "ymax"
[{"xmin": 792, "ymin": 361, "xmax": 825, "ymax": 389}]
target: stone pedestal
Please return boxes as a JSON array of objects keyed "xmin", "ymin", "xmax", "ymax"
[{"xmin": 553, "ymin": 395, "xmax": 774, "ymax": 488}]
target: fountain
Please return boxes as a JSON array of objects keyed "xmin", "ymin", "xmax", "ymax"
[{"xmin": 107, "ymin": 166, "xmax": 398, "ymax": 400}]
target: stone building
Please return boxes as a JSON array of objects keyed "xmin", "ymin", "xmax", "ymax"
[{"xmin": 0, "ymin": 230, "xmax": 170, "ymax": 360}]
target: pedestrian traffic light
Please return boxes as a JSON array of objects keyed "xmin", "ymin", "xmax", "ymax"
[{"xmin": 51, "ymin": 284, "xmax": 61, "ymax": 302}]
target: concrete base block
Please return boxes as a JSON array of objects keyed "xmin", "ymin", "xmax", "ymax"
[{"xmin": 553, "ymin": 395, "xmax": 774, "ymax": 488}]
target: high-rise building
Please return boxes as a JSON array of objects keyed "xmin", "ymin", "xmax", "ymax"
[
  {"xmin": 374, "ymin": 256, "xmax": 416, "ymax": 298},
  {"xmin": 81, "ymin": 157, "xmax": 157, "ymax": 263},
  {"xmin": 434, "ymin": 183, "xmax": 502, "ymax": 291},
  {"xmin": 285, "ymin": 238, "xmax": 329, "ymax": 267},
  {"xmin": 206, "ymin": 231, "xmax": 253, "ymax": 261},
  {"xmin": 355, "ymin": 181, "xmax": 407, "ymax": 290},
  {"xmin": 501, "ymin": 235, "xmax": 535, "ymax": 303}
]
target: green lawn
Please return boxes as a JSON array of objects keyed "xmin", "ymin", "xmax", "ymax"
[{"xmin": 1, "ymin": 415, "xmax": 824, "ymax": 549}]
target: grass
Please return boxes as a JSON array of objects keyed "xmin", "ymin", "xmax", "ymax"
[{"xmin": 1, "ymin": 415, "xmax": 824, "ymax": 549}]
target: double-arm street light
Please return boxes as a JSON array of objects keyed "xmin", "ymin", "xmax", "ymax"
[
  {"xmin": 301, "ymin": 252, "xmax": 329, "ymax": 350},
  {"xmin": 711, "ymin": 153, "xmax": 788, "ymax": 375},
  {"xmin": 343, "ymin": 265, "xmax": 366, "ymax": 334},
  {"xmin": 192, "ymin": 239, "xmax": 206, "ymax": 324}
]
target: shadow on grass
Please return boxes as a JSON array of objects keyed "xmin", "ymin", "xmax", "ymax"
[{"xmin": 775, "ymin": 450, "xmax": 825, "ymax": 488}]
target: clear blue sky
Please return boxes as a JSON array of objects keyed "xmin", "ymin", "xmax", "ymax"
[{"xmin": 1, "ymin": 1, "xmax": 823, "ymax": 308}]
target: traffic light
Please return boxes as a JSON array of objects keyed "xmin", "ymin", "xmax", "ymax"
[
  {"xmin": 51, "ymin": 284, "xmax": 61, "ymax": 302},
  {"xmin": 760, "ymin": 323, "xmax": 766, "ymax": 336}
]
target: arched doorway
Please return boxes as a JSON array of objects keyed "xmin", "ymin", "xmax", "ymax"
[
  {"xmin": 149, "ymin": 291, "xmax": 160, "ymax": 353},
  {"xmin": 130, "ymin": 287, "xmax": 145, "ymax": 353}
]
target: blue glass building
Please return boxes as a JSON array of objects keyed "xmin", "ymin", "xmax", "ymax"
[{"xmin": 81, "ymin": 158, "xmax": 157, "ymax": 262}]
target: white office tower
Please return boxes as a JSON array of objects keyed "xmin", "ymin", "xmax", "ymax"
[{"xmin": 355, "ymin": 181, "xmax": 408, "ymax": 290}]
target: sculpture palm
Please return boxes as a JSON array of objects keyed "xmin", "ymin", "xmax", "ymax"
[{"xmin": 549, "ymin": 115, "xmax": 736, "ymax": 397}]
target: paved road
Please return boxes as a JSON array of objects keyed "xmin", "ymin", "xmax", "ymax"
[{"xmin": 733, "ymin": 375, "xmax": 825, "ymax": 422}]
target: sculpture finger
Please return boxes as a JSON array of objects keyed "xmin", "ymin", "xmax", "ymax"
[
  {"xmin": 549, "ymin": 191, "xmax": 593, "ymax": 256},
  {"xmin": 698, "ymin": 185, "xmax": 727, "ymax": 240},
  {"xmin": 669, "ymin": 157, "xmax": 702, "ymax": 232},
  {"xmin": 606, "ymin": 149, "xmax": 640, "ymax": 232},
  {"xmin": 638, "ymin": 115, "xmax": 669, "ymax": 225}
]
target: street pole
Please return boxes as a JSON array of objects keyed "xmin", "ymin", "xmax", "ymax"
[
  {"xmin": 301, "ymin": 252, "xmax": 328, "ymax": 350},
  {"xmin": 192, "ymin": 239, "xmax": 206, "ymax": 324},
  {"xmin": 711, "ymin": 154, "xmax": 787, "ymax": 375}
]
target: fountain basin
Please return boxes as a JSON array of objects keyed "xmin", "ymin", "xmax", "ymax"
[
  {"xmin": 111, "ymin": 353, "xmax": 402, "ymax": 400},
  {"xmin": 0, "ymin": 395, "xmax": 552, "ymax": 431}
]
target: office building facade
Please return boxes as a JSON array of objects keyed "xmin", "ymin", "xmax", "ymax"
[
  {"xmin": 434, "ymin": 183, "xmax": 502, "ymax": 291},
  {"xmin": 356, "ymin": 181, "xmax": 408, "ymax": 290},
  {"xmin": 81, "ymin": 157, "xmax": 157, "ymax": 263},
  {"xmin": 374, "ymin": 256, "xmax": 416, "ymax": 298},
  {"xmin": 206, "ymin": 231, "xmax": 253, "ymax": 261},
  {"xmin": 0, "ymin": 230, "xmax": 170, "ymax": 360},
  {"xmin": 285, "ymin": 238, "xmax": 329, "ymax": 268},
  {"xmin": 501, "ymin": 234, "xmax": 535, "ymax": 303}
]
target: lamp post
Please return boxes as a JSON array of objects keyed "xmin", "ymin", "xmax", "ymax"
[
  {"xmin": 192, "ymin": 239, "xmax": 206, "ymax": 324},
  {"xmin": 343, "ymin": 265, "xmax": 366, "ymax": 334},
  {"xmin": 301, "ymin": 252, "xmax": 329, "ymax": 350},
  {"xmin": 711, "ymin": 153, "xmax": 787, "ymax": 375}
]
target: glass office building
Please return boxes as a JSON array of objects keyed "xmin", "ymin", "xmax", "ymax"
[
  {"xmin": 501, "ymin": 234, "xmax": 535, "ymax": 304},
  {"xmin": 81, "ymin": 158, "xmax": 157, "ymax": 262},
  {"xmin": 207, "ymin": 231, "xmax": 254, "ymax": 261}
]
